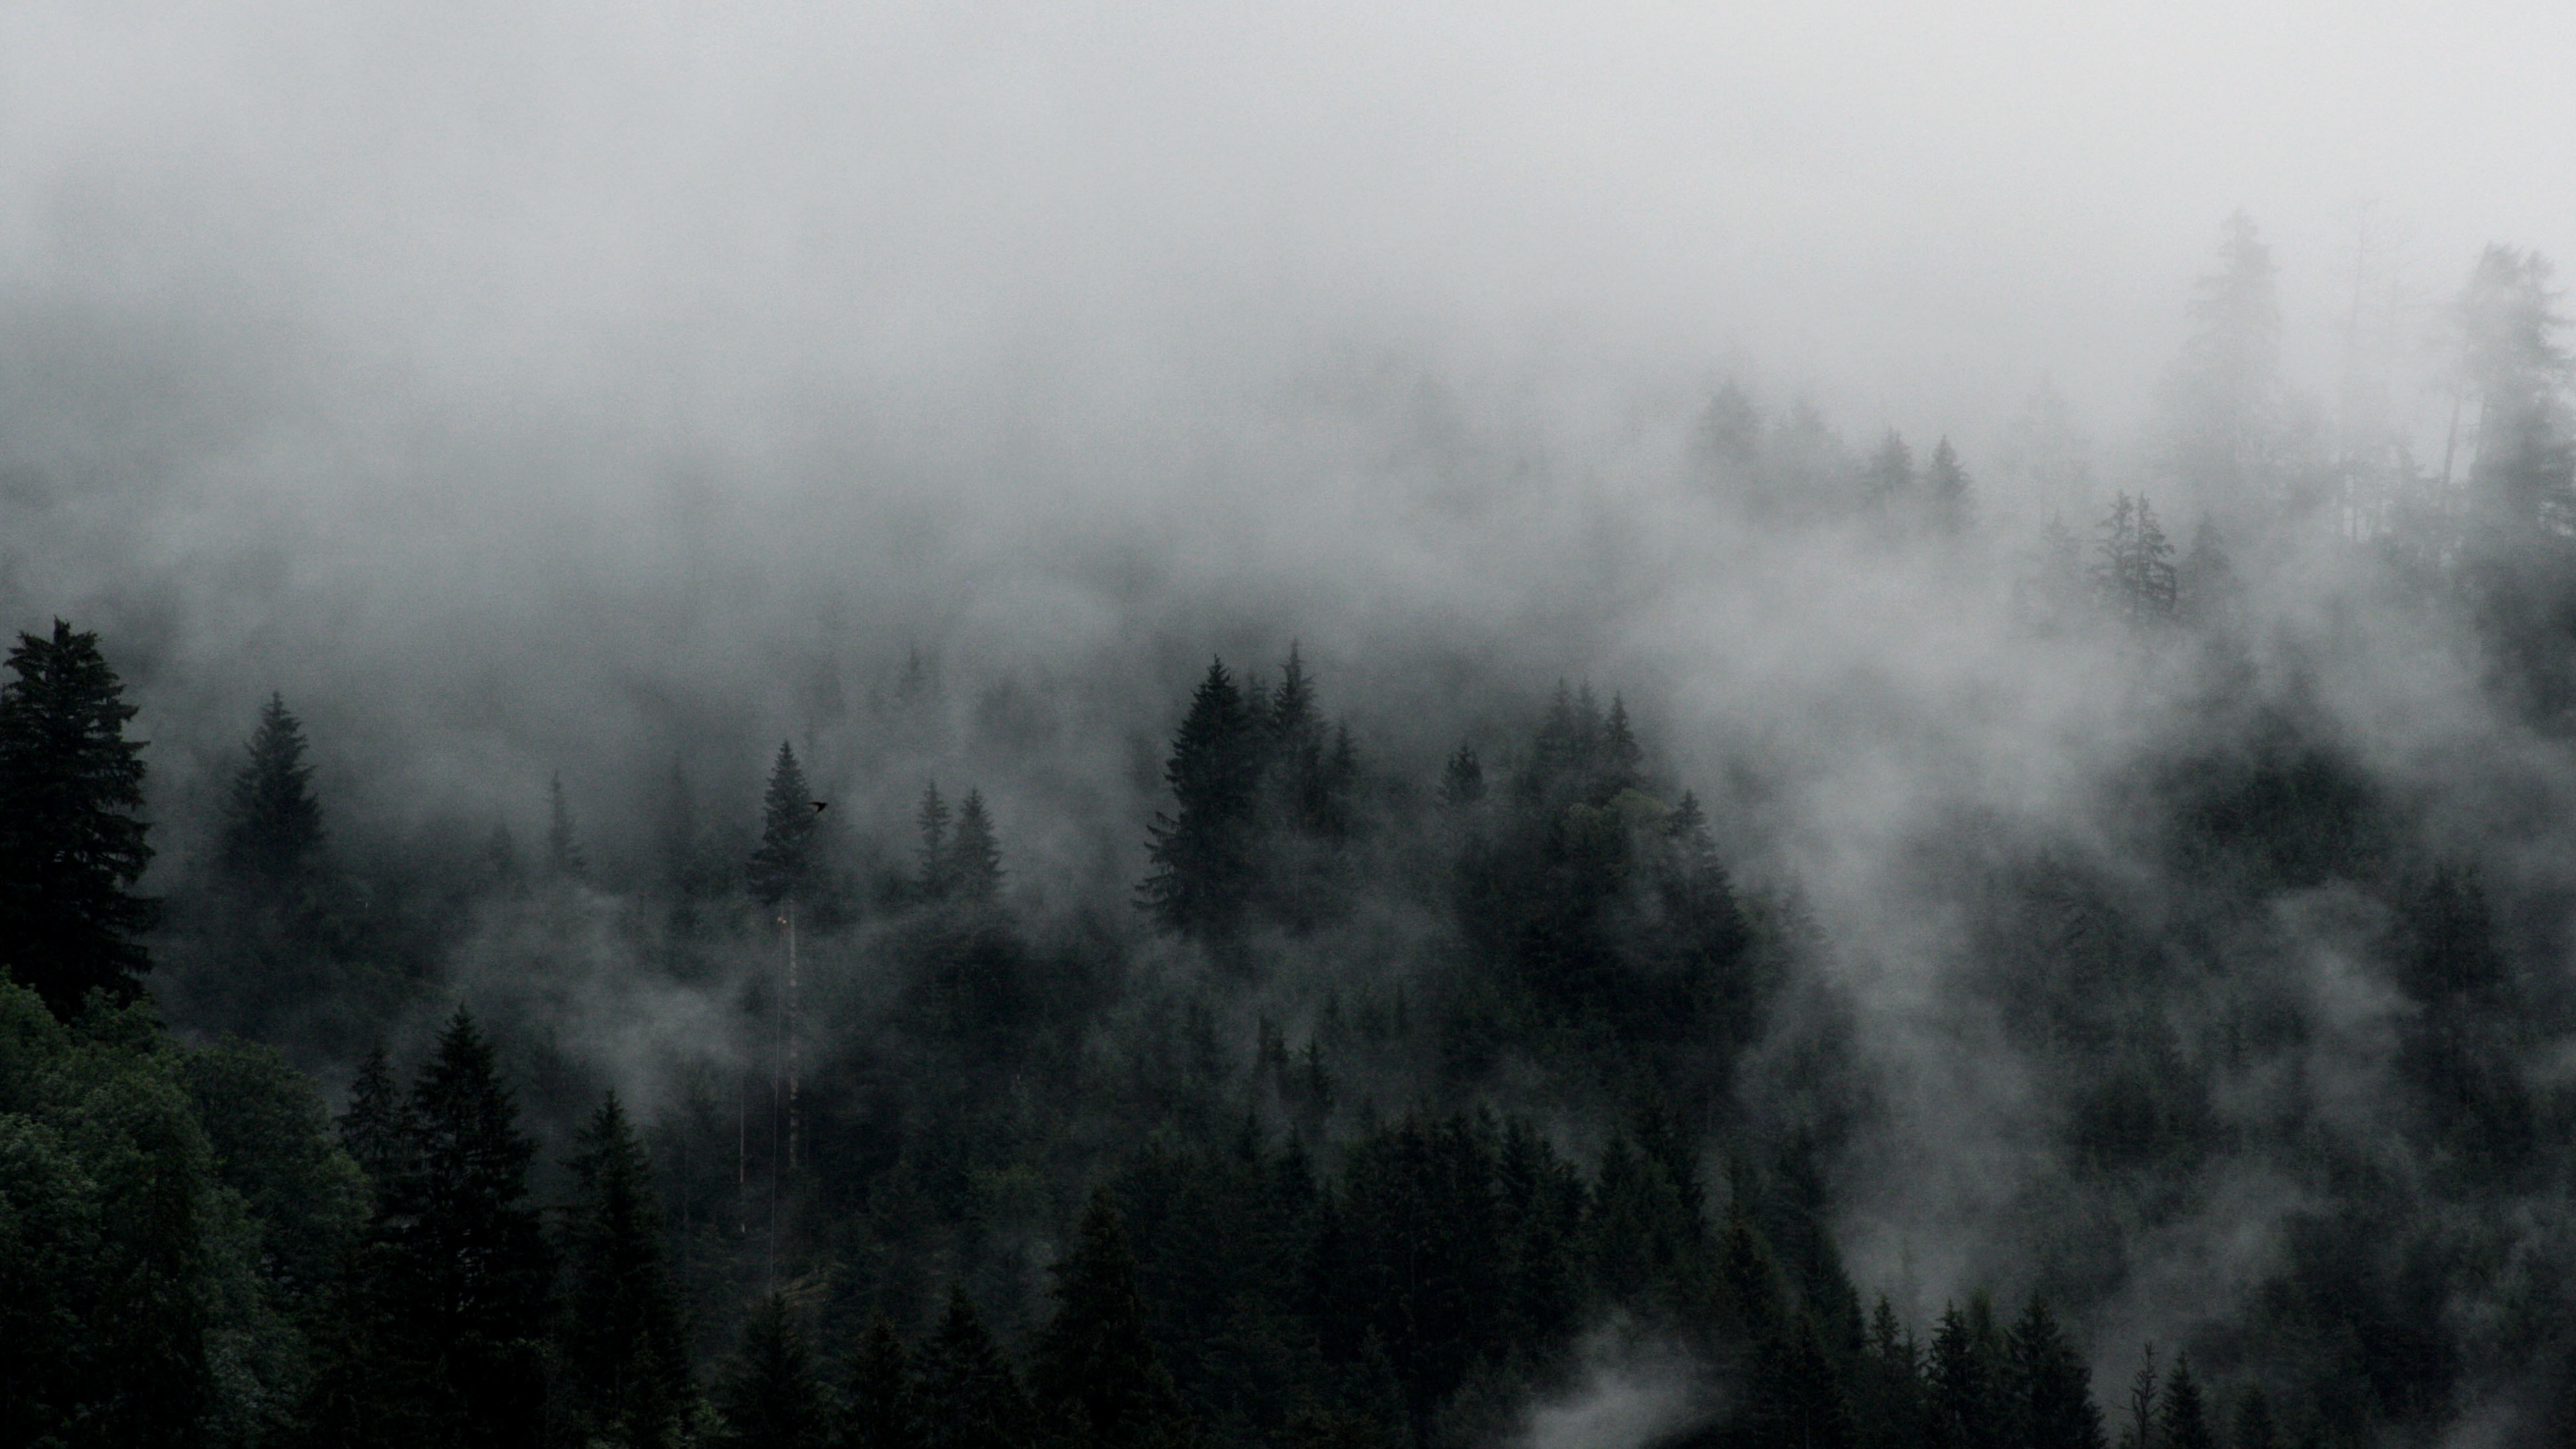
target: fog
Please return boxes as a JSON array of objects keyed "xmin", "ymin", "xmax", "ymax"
[{"xmin": 11, "ymin": 3, "xmax": 2576, "ymax": 1443}]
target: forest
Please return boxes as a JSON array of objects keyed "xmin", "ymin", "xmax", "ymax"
[{"xmin": 10, "ymin": 217, "xmax": 2576, "ymax": 1449}]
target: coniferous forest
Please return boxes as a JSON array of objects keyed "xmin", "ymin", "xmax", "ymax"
[{"xmin": 13, "ymin": 13, "xmax": 2576, "ymax": 1448}]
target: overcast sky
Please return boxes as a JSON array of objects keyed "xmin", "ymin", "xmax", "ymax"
[{"xmin": 7, "ymin": 1, "xmax": 2574, "ymax": 470}]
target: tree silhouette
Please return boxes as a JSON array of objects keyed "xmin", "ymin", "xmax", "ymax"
[{"xmin": 0, "ymin": 619, "xmax": 156, "ymax": 1017}]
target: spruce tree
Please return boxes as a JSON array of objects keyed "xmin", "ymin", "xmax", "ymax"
[
  {"xmin": 716, "ymin": 1292, "xmax": 828, "ymax": 1449},
  {"xmin": 2008, "ymin": 1295, "xmax": 2106, "ymax": 1449},
  {"xmin": 382, "ymin": 1008, "xmax": 553, "ymax": 1449},
  {"xmin": 1864, "ymin": 428, "xmax": 1916, "ymax": 513},
  {"xmin": 561, "ymin": 1092, "xmax": 689, "ymax": 1449},
  {"xmin": 2157, "ymin": 1354, "xmax": 2214, "ymax": 1449},
  {"xmin": 945, "ymin": 790, "xmax": 1003, "ymax": 904},
  {"xmin": 837, "ymin": 1317, "xmax": 919, "ymax": 1449},
  {"xmin": 1032, "ymin": 1191, "xmax": 1181, "ymax": 1448},
  {"xmin": 915, "ymin": 1286, "xmax": 1032, "ymax": 1449},
  {"xmin": 916, "ymin": 782, "xmax": 952, "ymax": 900},
  {"xmin": 1600, "ymin": 696, "xmax": 1643, "ymax": 798},
  {"xmin": 1926, "ymin": 437, "xmax": 1976, "ymax": 535},
  {"xmin": 219, "ymin": 692, "xmax": 325, "ymax": 892},
  {"xmin": 749, "ymin": 743, "xmax": 820, "ymax": 907},
  {"xmin": 1139, "ymin": 660, "xmax": 1260, "ymax": 937},
  {"xmin": 0, "ymin": 619, "xmax": 156, "ymax": 1018},
  {"xmin": 1930, "ymin": 1301, "xmax": 2002, "ymax": 1449}
]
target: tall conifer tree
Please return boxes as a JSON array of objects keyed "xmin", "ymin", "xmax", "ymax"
[
  {"xmin": 1032, "ymin": 1192, "xmax": 1181, "ymax": 1449},
  {"xmin": 219, "ymin": 692, "xmax": 325, "ymax": 891},
  {"xmin": 561, "ymin": 1092, "xmax": 689, "ymax": 1449},
  {"xmin": 0, "ymin": 619, "xmax": 155, "ymax": 1017},
  {"xmin": 716, "ymin": 1293, "xmax": 828, "ymax": 1449}
]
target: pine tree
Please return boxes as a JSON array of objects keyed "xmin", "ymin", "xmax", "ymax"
[
  {"xmin": 915, "ymin": 1286, "xmax": 1032, "ymax": 1449},
  {"xmin": 2157, "ymin": 1354, "xmax": 2214, "ymax": 1449},
  {"xmin": 2456, "ymin": 244, "xmax": 2573, "ymax": 533},
  {"xmin": 219, "ymin": 692, "xmax": 325, "ymax": 892},
  {"xmin": 338, "ymin": 1040, "xmax": 413, "ymax": 1190},
  {"xmin": 838, "ymin": 1317, "xmax": 920, "ymax": 1449},
  {"xmin": 916, "ymin": 782, "xmax": 952, "ymax": 900},
  {"xmin": 716, "ymin": 1293, "xmax": 828, "ymax": 1449},
  {"xmin": 2160, "ymin": 211, "xmax": 2291, "ymax": 504},
  {"xmin": 1600, "ymin": 697, "xmax": 1643, "ymax": 798},
  {"xmin": 2008, "ymin": 1295, "xmax": 2106, "ymax": 1449},
  {"xmin": 2229, "ymin": 1389, "xmax": 2276, "ymax": 1449},
  {"xmin": 1864, "ymin": 428, "xmax": 1916, "ymax": 513},
  {"xmin": 382, "ymin": 1007, "xmax": 553, "ymax": 1449},
  {"xmin": 1140, "ymin": 660, "xmax": 1260, "ymax": 937},
  {"xmin": 945, "ymin": 791, "xmax": 1003, "ymax": 904},
  {"xmin": 1031, "ymin": 1191, "xmax": 1182, "ymax": 1448},
  {"xmin": 749, "ymin": 743, "xmax": 820, "ymax": 907},
  {"xmin": 0, "ymin": 619, "xmax": 156, "ymax": 1018},
  {"xmin": 1927, "ymin": 437, "xmax": 1977, "ymax": 535},
  {"xmin": 547, "ymin": 771, "xmax": 587, "ymax": 881},
  {"xmin": 561, "ymin": 1092, "xmax": 689, "ymax": 1449},
  {"xmin": 1930, "ymin": 1300, "xmax": 2002, "ymax": 1449}
]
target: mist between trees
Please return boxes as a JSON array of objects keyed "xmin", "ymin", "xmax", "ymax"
[{"xmin": 13, "ymin": 215, "xmax": 2576, "ymax": 1448}]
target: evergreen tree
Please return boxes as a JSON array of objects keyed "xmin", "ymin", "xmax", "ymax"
[
  {"xmin": 2093, "ymin": 494, "xmax": 2179, "ymax": 625},
  {"xmin": 382, "ymin": 1008, "xmax": 553, "ymax": 1449},
  {"xmin": 339, "ymin": 1040, "xmax": 413, "ymax": 1189},
  {"xmin": 2008, "ymin": 1295, "xmax": 2106, "ymax": 1449},
  {"xmin": 1926, "ymin": 437, "xmax": 1976, "ymax": 535},
  {"xmin": 915, "ymin": 1287, "xmax": 1032, "ymax": 1449},
  {"xmin": 219, "ymin": 692, "xmax": 325, "ymax": 892},
  {"xmin": 1929, "ymin": 1300, "xmax": 2003, "ymax": 1449},
  {"xmin": 1140, "ymin": 661, "xmax": 1260, "ymax": 937},
  {"xmin": 547, "ymin": 772, "xmax": 587, "ymax": 881},
  {"xmin": 916, "ymin": 782, "xmax": 952, "ymax": 900},
  {"xmin": 2160, "ymin": 211, "xmax": 2292, "ymax": 505},
  {"xmin": 2456, "ymin": 244, "xmax": 2573, "ymax": 533},
  {"xmin": 0, "ymin": 619, "xmax": 156, "ymax": 1018},
  {"xmin": 1601, "ymin": 697, "xmax": 1643, "ymax": 797},
  {"xmin": 561, "ymin": 1092, "xmax": 689, "ymax": 1449},
  {"xmin": 716, "ymin": 1293, "xmax": 828, "ymax": 1449},
  {"xmin": 945, "ymin": 790, "xmax": 1003, "ymax": 904},
  {"xmin": 2158, "ymin": 1354, "xmax": 2214, "ymax": 1449},
  {"xmin": 1032, "ymin": 1191, "xmax": 1183, "ymax": 1448},
  {"xmin": 748, "ymin": 742, "xmax": 820, "ymax": 907},
  {"xmin": 837, "ymin": 1317, "xmax": 919, "ymax": 1449},
  {"xmin": 1864, "ymin": 428, "xmax": 1916, "ymax": 514}
]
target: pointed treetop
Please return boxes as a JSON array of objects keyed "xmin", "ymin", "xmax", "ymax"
[
  {"xmin": 221, "ymin": 692, "xmax": 325, "ymax": 888},
  {"xmin": 947, "ymin": 790, "xmax": 1004, "ymax": 904},
  {"xmin": 748, "ymin": 741, "xmax": 820, "ymax": 906}
]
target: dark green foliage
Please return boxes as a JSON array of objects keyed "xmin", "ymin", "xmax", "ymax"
[
  {"xmin": 837, "ymin": 1318, "xmax": 918, "ymax": 1449},
  {"xmin": 317, "ymin": 1010, "xmax": 553, "ymax": 1449},
  {"xmin": 560, "ymin": 1093, "xmax": 690, "ymax": 1449},
  {"xmin": 1140, "ymin": 661, "xmax": 1261, "ymax": 937},
  {"xmin": 749, "ymin": 743, "xmax": 820, "ymax": 907},
  {"xmin": 0, "ymin": 619, "xmax": 156, "ymax": 1018},
  {"xmin": 182, "ymin": 1038, "xmax": 368, "ymax": 1320},
  {"xmin": 914, "ymin": 1287, "xmax": 1032, "ymax": 1449},
  {"xmin": 2159, "ymin": 1354, "xmax": 2215, "ymax": 1449},
  {"xmin": 0, "ymin": 984, "xmax": 211, "ymax": 1448},
  {"xmin": 1032, "ymin": 1191, "xmax": 1183, "ymax": 1448},
  {"xmin": 715, "ymin": 1293, "xmax": 827, "ymax": 1449},
  {"xmin": 2008, "ymin": 1297, "xmax": 2106, "ymax": 1449},
  {"xmin": 219, "ymin": 693, "xmax": 326, "ymax": 892}
]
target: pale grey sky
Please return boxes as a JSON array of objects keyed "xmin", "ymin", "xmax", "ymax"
[{"xmin": 5, "ymin": 1, "xmax": 2571, "ymax": 461}]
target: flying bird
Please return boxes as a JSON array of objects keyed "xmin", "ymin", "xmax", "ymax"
[{"xmin": 812, "ymin": 801, "xmax": 828, "ymax": 814}]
